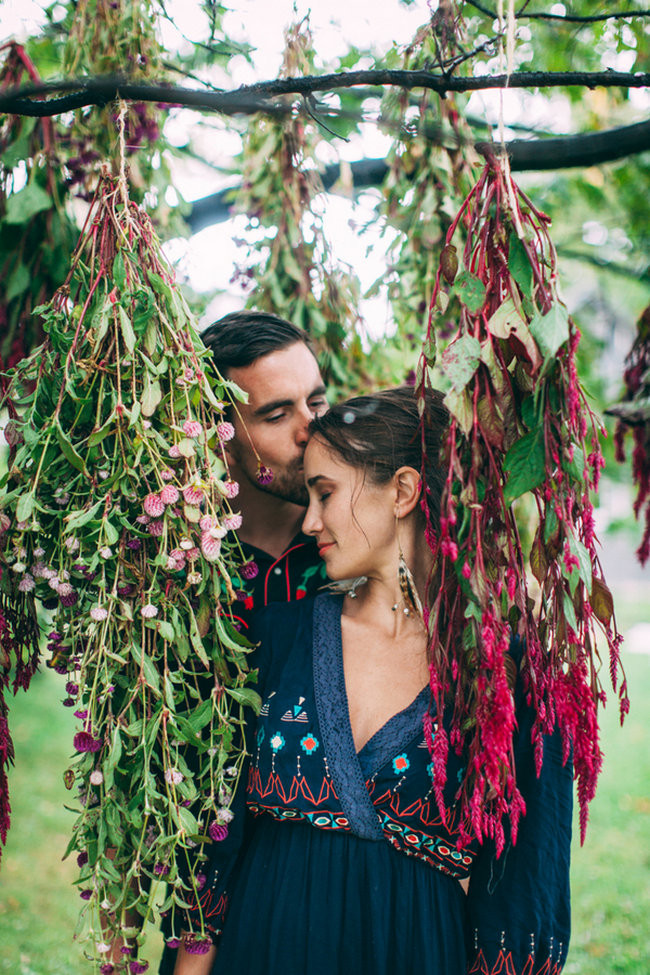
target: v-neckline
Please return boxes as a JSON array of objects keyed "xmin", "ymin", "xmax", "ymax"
[{"xmin": 312, "ymin": 594, "xmax": 429, "ymax": 840}]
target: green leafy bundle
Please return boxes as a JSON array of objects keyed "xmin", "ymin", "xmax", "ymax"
[
  {"xmin": 0, "ymin": 173, "xmax": 256, "ymax": 966},
  {"xmin": 417, "ymin": 155, "xmax": 627, "ymax": 853}
]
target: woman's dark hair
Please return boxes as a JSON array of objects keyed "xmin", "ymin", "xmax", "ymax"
[{"xmin": 309, "ymin": 386, "xmax": 449, "ymax": 529}]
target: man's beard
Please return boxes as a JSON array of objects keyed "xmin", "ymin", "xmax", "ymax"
[{"xmin": 248, "ymin": 456, "xmax": 309, "ymax": 506}]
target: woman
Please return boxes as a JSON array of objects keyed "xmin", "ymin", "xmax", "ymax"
[{"xmin": 173, "ymin": 387, "xmax": 572, "ymax": 975}]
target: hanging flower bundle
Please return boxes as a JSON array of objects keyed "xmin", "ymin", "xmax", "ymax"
[
  {"xmin": 610, "ymin": 303, "xmax": 650, "ymax": 565},
  {"xmin": 417, "ymin": 153, "xmax": 627, "ymax": 853},
  {"xmin": 0, "ymin": 172, "xmax": 257, "ymax": 966}
]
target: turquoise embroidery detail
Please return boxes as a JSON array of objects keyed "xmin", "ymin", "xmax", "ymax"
[
  {"xmin": 269, "ymin": 732, "xmax": 286, "ymax": 753},
  {"xmin": 300, "ymin": 733, "xmax": 320, "ymax": 755},
  {"xmin": 392, "ymin": 753, "xmax": 410, "ymax": 775}
]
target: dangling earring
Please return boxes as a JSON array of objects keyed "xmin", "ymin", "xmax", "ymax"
[
  {"xmin": 323, "ymin": 576, "xmax": 368, "ymax": 598},
  {"xmin": 392, "ymin": 537, "xmax": 424, "ymax": 622}
]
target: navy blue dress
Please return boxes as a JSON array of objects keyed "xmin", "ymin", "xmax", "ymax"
[{"xmin": 187, "ymin": 594, "xmax": 572, "ymax": 975}]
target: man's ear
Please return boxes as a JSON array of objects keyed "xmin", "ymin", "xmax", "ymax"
[{"xmin": 393, "ymin": 466, "xmax": 421, "ymax": 519}]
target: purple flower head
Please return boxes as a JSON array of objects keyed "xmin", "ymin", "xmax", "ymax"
[
  {"xmin": 77, "ymin": 850, "xmax": 88, "ymax": 867},
  {"xmin": 118, "ymin": 584, "xmax": 134, "ymax": 597},
  {"xmin": 255, "ymin": 464, "xmax": 274, "ymax": 485},
  {"xmin": 196, "ymin": 872, "xmax": 206, "ymax": 890},
  {"xmin": 48, "ymin": 631, "xmax": 62, "ymax": 641},
  {"xmin": 65, "ymin": 681, "xmax": 79, "ymax": 695},
  {"xmin": 241, "ymin": 561, "xmax": 259, "ymax": 581},
  {"xmin": 63, "ymin": 697, "xmax": 76, "ymax": 707},
  {"xmin": 73, "ymin": 731, "xmax": 102, "ymax": 753},
  {"xmin": 209, "ymin": 821, "xmax": 228, "ymax": 842},
  {"xmin": 129, "ymin": 962, "xmax": 149, "ymax": 974},
  {"xmin": 80, "ymin": 889, "xmax": 92, "ymax": 900},
  {"xmin": 153, "ymin": 862, "xmax": 169, "ymax": 876},
  {"xmin": 60, "ymin": 589, "xmax": 78, "ymax": 608},
  {"xmin": 126, "ymin": 538, "xmax": 142, "ymax": 550},
  {"xmin": 165, "ymin": 938, "xmax": 181, "ymax": 949},
  {"xmin": 74, "ymin": 709, "xmax": 88, "ymax": 720},
  {"xmin": 185, "ymin": 937, "xmax": 212, "ymax": 955},
  {"xmin": 54, "ymin": 662, "xmax": 68, "ymax": 675},
  {"xmin": 120, "ymin": 946, "xmax": 133, "ymax": 956},
  {"xmin": 100, "ymin": 965, "xmax": 115, "ymax": 975}
]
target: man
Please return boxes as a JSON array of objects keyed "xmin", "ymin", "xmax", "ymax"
[
  {"xmin": 202, "ymin": 310, "xmax": 330, "ymax": 627},
  {"xmin": 158, "ymin": 310, "xmax": 329, "ymax": 973}
]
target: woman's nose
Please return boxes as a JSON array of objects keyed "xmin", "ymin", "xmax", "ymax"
[{"xmin": 302, "ymin": 502, "xmax": 321, "ymax": 536}]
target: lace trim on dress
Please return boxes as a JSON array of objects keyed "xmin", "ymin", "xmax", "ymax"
[{"xmin": 357, "ymin": 685, "xmax": 431, "ymax": 781}]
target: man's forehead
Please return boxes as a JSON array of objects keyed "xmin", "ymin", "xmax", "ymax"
[{"xmin": 231, "ymin": 343, "xmax": 324, "ymax": 405}]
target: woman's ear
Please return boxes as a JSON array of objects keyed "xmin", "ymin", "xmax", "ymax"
[{"xmin": 393, "ymin": 466, "xmax": 421, "ymax": 519}]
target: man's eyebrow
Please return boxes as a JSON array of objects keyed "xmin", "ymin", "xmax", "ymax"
[{"xmin": 253, "ymin": 384, "xmax": 327, "ymax": 417}]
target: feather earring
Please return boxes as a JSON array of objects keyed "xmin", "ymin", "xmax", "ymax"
[{"xmin": 396, "ymin": 546, "xmax": 424, "ymax": 621}]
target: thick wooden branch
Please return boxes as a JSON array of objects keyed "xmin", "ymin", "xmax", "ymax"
[
  {"xmin": 186, "ymin": 118, "xmax": 650, "ymax": 232},
  {"xmin": 0, "ymin": 68, "xmax": 648, "ymax": 118},
  {"xmin": 465, "ymin": 1, "xmax": 650, "ymax": 23}
]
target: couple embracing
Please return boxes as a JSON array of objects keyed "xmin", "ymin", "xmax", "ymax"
[{"xmin": 165, "ymin": 311, "xmax": 572, "ymax": 975}]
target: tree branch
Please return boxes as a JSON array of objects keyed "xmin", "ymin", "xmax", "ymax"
[
  {"xmin": 186, "ymin": 118, "xmax": 650, "ymax": 233},
  {"xmin": 0, "ymin": 68, "xmax": 648, "ymax": 118},
  {"xmin": 465, "ymin": 1, "xmax": 650, "ymax": 23}
]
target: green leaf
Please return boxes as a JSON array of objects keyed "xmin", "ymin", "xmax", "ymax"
[
  {"xmin": 140, "ymin": 377, "xmax": 162, "ymax": 417},
  {"xmin": 141, "ymin": 654, "xmax": 161, "ymax": 694},
  {"xmin": 503, "ymin": 428, "xmax": 546, "ymax": 504},
  {"xmin": 562, "ymin": 589, "xmax": 578, "ymax": 634},
  {"xmin": 16, "ymin": 493, "xmax": 35, "ymax": 522},
  {"xmin": 441, "ymin": 334, "xmax": 481, "ymax": 392},
  {"xmin": 186, "ymin": 602, "xmax": 210, "ymax": 668},
  {"xmin": 118, "ymin": 306, "xmax": 136, "ymax": 354},
  {"xmin": 113, "ymin": 253, "xmax": 127, "ymax": 292},
  {"xmin": 158, "ymin": 620, "xmax": 175, "ymax": 642},
  {"xmin": 1, "ymin": 118, "xmax": 36, "ymax": 168},
  {"xmin": 568, "ymin": 532, "xmax": 592, "ymax": 592},
  {"xmin": 225, "ymin": 687, "xmax": 262, "ymax": 712},
  {"xmin": 443, "ymin": 387, "xmax": 473, "ymax": 436},
  {"xmin": 529, "ymin": 303, "xmax": 570, "ymax": 360},
  {"xmin": 508, "ymin": 232, "xmax": 532, "ymax": 295},
  {"xmin": 453, "ymin": 271, "xmax": 486, "ymax": 313},
  {"xmin": 4, "ymin": 181, "xmax": 52, "ymax": 225},
  {"xmin": 65, "ymin": 499, "xmax": 103, "ymax": 530},
  {"xmin": 6, "ymin": 263, "xmax": 30, "ymax": 303},
  {"xmin": 55, "ymin": 419, "xmax": 87, "ymax": 473}
]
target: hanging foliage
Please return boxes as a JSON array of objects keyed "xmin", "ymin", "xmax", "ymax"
[
  {"xmin": 417, "ymin": 153, "xmax": 627, "ymax": 853},
  {"xmin": 0, "ymin": 42, "xmax": 80, "ymax": 366},
  {"xmin": 0, "ymin": 169, "xmax": 257, "ymax": 964},
  {"xmin": 233, "ymin": 18, "xmax": 383, "ymax": 397},
  {"xmin": 610, "ymin": 303, "xmax": 650, "ymax": 565},
  {"xmin": 377, "ymin": 6, "xmax": 477, "ymax": 374}
]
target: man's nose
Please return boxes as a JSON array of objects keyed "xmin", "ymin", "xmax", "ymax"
[{"xmin": 295, "ymin": 404, "xmax": 313, "ymax": 446}]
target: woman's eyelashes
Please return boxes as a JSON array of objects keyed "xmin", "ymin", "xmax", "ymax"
[{"xmin": 318, "ymin": 491, "xmax": 332, "ymax": 504}]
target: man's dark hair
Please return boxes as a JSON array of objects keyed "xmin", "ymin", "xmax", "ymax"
[{"xmin": 200, "ymin": 310, "xmax": 316, "ymax": 379}]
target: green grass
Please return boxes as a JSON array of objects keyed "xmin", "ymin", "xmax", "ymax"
[{"xmin": 1, "ymin": 650, "xmax": 649, "ymax": 973}]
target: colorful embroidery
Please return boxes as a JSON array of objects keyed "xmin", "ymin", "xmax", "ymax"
[
  {"xmin": 300, "ymin": 734, "xmax": 320, "ymax": 755},
  {"xmin": 392, "ymin": 753, "xmax": 410, "ymax": 775},
  {"xmin": 467, "ymin": 947, "xmax": 566, "ymax": 975},
  {"xmin": 269, "ymin": 732, "xmax": 285, "ymax": 753},
  {"xmin": 249, "ymin": 801, "xmax": 350, "ymax": 832}
]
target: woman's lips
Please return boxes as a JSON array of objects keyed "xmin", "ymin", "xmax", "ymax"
[{"xmin": 317, "ymin": 542, "xmax": 334, "ymax": 556}]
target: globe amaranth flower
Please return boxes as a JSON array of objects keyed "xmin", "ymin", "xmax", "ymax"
[
  {"xmin": 165, "ymin": 938, "xmax": 181, "ymax": 949},
  {"xmin": 65, "ymin": 681, "xmax": 79, "ymax": 695},
  {"xmin": 222, "ymin": 479, "xmax": 239, "ymax": 499},
  {"xmin": 90, "ymin": 606, "xmax": 108, "ymax": 621},
  {"xmin": 144, "ymin": 493, "xmax": 165, "ymax": 518},
  {"xmin": 164, "ymin": 767, "xmax": 183, "ymax": 785},
  {"xmin": 76, "ymin": 850, "xmax": 89, "ymax": 867},
  {"xmin": 183, "ymin": 484, "xmax": 204, "ymax": 506},
  {"xmin": 241, "ymin": 561, "xmax": 259, "ymax": 580},
  {"xmin": 96, "ymin": 941, "xmax": 111, "ymax": 954},
  {"xmin": 256, "ymin": 463, "xmax": 274, "ymax": 485},
  {"xmin": 159, "ymin": 484, "xmax": 180, "ymax": 505},
  {"xmin": 126, "ymin": 538, "xmax": 142, "ymax": 550},
  {"xmin": 187, "ymin": 571, "xmax": 202, "ymax": 585},
  {"xmin": 209, "ymin": 821, "xmax": 229, "ymax": 842},
  {"xmin": 140, "ymin": 604, "xmax": 158, "ymax": 619},
  {"xmin": 153, "ymin": 862, "xmax": 170, "ymax": 876},
  {"xmin": 59, "ymin": 586, "xmax": 78, "ymax": 608},
  {"xmin": 223, "ymin": 513, "xmax": 242, "ymax": 532},
  {"xmin": 100, "ymin": 965, "xmax": 115, "ymax": 975},
  {"xmin": 216, "ymin": 421, "xmax": 235, "ymax": 443},
  {"xmin": 73, "ymin": 731, "xmax": 103, "ymax": 753},
  {"xmin": 161, "ymin": 468, "xmax": 174, "ymax": 482},
  {"xmin": 89, "ymin": 769, "xmax": 104, "ymax": 786},
  {"xmin": 184, "ymin": 937, "xmax": 212, "ymax": 955},
  {"xmin": 80, "ymin": 889, "xmax": 93, "ymax": 900},
  {"xmin": 215, "ymin": 806, "xmax": 234, "ymax": 825},
  {"xmin": 99, "ymin": 546, "xmax": 112, "ymax": 559},
  {"xmin": 146, "ymin": 520, "xmax": 164, "ymax": 537},
  {"xmin": 201, "ymin": 533, "xmax": 221, "ymax": 562},
  {"xmin": 118, "ymin": 584, "xmax": 134, "ymax": 597},
  {"xmin": 168, "ymin": 444, "xmax": 181, "ymax": 458},
  {"xmin": 182, "ymin": 419, "xmax": 203, "ymax": 439},
  {"xmin": 18, "ymin": 574, "xmax": 35, "ymax": 592}
]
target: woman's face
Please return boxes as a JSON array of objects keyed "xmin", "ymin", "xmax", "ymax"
[{"xmin": 302, "ymin": 436, "xmax": 398, "ymax": 582}]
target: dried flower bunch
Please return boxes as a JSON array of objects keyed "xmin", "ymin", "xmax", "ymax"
[
  {"xmin": 610, "ymin": 303, "xmax": 650, "ymax": 566},
  {"xmin": 418, "ymin": 155, "xmax": 627, "ymax": 853},
  {"xmin": 0, "ymin": 172, "xmax": 257, "ymax": 967}
]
